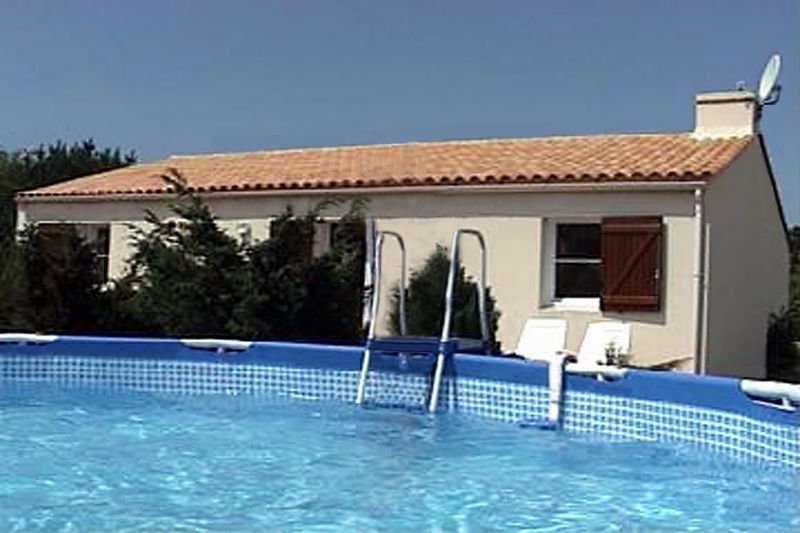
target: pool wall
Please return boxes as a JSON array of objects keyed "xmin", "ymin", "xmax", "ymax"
[{"xmin": 1, "ymin": 336, "xmax": 798, "ymax": 467}]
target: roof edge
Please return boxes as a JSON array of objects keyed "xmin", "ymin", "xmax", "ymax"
[
  {"xmin": 756, "ymin": 134, "xmax": 791, "ymax": 248},
  {"xmin": 17, "ymin": 180, "xmax": 710, "ymax": 204}
]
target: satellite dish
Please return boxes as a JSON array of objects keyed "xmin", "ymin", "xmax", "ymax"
[{"xmin": 757, "ymin": 54, "xmax": 782, "ymax": 105}]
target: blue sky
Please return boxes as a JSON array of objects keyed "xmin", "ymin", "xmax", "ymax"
[{"xmin": 0, "ymin": 1, "xmax": 797, "ymax": 222}]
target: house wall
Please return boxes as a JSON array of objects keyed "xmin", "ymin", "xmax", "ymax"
[
  {"xmin": 374, "ymin": 211, "xmax": 697, "ymax": 368},
  {"xmin": 703, "ymin": 139, "xmax": 789, "ymax": 379},
  {"xmin": 18, "ymin": 188, "xmax": 701, "ymax": 368}
]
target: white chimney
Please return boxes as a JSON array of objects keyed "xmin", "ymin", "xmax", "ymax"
[{"xmin": 692, "ymin": 91, "xmax": 758, "ymax": 139}]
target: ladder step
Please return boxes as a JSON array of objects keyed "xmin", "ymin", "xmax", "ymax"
[
  {"xmin": 367, "ymin": 336, "xmax": 487, "ymax": 355},
  {"xmin": 361, "ymin": 399, "xmax": 428, "ymax": 414},
  {"xmin": 368, "ymin": 351, "xmax": 437, "ymax": 374}
]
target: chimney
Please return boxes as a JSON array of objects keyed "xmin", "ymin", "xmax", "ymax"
[{"xmin": 692, "ymin": 90, "xmax": 758, "ymax": 139}]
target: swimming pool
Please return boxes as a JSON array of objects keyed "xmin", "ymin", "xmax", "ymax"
[{"xmin": 1, "ymin": 336, "xmax": 798, "ymax": 531}]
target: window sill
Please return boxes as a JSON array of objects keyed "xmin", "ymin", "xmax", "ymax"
[{"xmin": 542, "ymin": 298, "xmax": 601, "ymax": 312}]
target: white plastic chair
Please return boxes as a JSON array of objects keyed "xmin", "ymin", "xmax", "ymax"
[
  {"xmin": 571, "ymin": 321, "xmax": 631, "ymax": 366},
  {"xmin": 515, "ymin": 318, "xmax": 567, "ymax": 361}
]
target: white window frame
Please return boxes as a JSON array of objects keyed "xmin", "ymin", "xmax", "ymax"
[{"xmin": 541, "ymin": 218, "xmax": 601, "ymax": 311}]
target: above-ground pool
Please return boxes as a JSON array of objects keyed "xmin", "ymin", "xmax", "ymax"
[{"xmin": 1, "ymin": 336, "xmax": 798, "ymax": 532}]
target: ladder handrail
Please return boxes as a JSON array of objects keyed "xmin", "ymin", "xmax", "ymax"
[
  {"xmin": 356, "ymin": 230, "xmax": 407, "ymax": 405},
  {"xmin": 439, "ymin": 229, "xmax": 489, "ymax": 347},
  {"xmin": 366, "ymin": 231, "xmax": 407, "ymax": 340},
  {"xmin": 429, "ymin": 228, "xmax": 489, "ymax": 413}
]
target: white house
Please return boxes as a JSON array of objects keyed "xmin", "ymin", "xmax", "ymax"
[{"xmin": 17, "ymin": 89, "xmax": 789, "ymax": 378}]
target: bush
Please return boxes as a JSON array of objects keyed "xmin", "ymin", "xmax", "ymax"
[
  {"xmin": 295, "ymin": 211, "xmax": 366, "ymax": 341},
  {"xmin": 388, "ymin": 244, "xmax": 500, "ymax": 346},
  {"xmin": 19, "ymin": 225, "xmax": 107, "ymax": 332},
  {"xmin": 232, "ymin": 202, "xmax": 366, "ymax": 342},
  {"xmin": 767, "ymin": 307, "xmax": 799, "ymax": 382},
  {"xmin": 0, "ymin": 237, "xmax": 30, "ymax": 332},
  {"xmin": 0, "ymin": 178, "xmax": 367, "ymax": 342},
  {"xmin": 767, "ymin": 226, "xmax": 800, "ymax": 382},
  {"xmin": 121, "ymin": 193, "xmax": 247, "ymax": 337}
]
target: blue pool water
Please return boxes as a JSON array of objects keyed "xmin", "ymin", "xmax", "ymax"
[{"xmin": 0, "ymin": 383, "xmax": 797, "ymax": 532}]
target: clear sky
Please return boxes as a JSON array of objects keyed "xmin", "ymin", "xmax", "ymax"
[{"xmin": 0, "ymin": 1, "xmax": 797, "ymax": 222}]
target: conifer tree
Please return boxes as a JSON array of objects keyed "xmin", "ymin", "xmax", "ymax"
[{"xmin": 389, "ymin": 244, "xmax": 500, "ymax": 347}]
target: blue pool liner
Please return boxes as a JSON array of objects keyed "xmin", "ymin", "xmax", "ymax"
[{"xmin": 1, "ymin": 334, "xmax": 796, "ymax": 428}]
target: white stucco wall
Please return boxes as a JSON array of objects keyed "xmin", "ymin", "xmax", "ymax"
[
  {"xmin": 703, "ymin": 138, "xmax": 790, "ymax": 378},
  {"xmin": 374, "ymin": 211, "xmax": 697, "ymax": 366},
  {"xmin": 18, "ymin": 187, "xmax": 701, "ymax": 367}
]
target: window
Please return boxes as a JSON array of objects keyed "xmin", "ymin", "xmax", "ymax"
[
  {"xmin": 75, "ymin": 224, "xmax": 111, "ymax": 283},
  {"xmin": 235, "ymin": 222, "xmax": 252, "ymax": 245},
  {"xmin": 312, "ymin": 222, "xmax": 333, "ymax": 257},
  {"xmin": 268, "ymin": 219, "xmax": 365, "ymax": 259},
  {"xmin": 543, "ymin": 217, "xmax": 663, "ymax": 312},
  {"xmin": 554, "ymin": 223, "xmax": 602, "ymax": 299},
  {"xmin": 37, "ymin": 223, "xmax": 111, "ymax": 282}
]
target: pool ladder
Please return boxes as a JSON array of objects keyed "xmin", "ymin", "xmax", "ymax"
[
  {"xmin": 355, "ymin": 230, "xmax": 407, "ymax": 407},
  {"xmin": 356, "ymin": 228, "xmax": 490, "ymax": 413}
]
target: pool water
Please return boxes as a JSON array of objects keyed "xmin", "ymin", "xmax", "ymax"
[{"xmin": 1, "ymin": 383, "xmax": 797, "ymax": 532}]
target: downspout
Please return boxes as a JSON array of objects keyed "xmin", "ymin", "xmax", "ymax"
[{"xmin": 692, "ymin": 188, "xmax": 708, "ymax": 374}]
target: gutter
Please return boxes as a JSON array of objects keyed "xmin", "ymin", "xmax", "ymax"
[{"xmin": 16, "ymin": 181, "xmax": 709, "ymax": 204}]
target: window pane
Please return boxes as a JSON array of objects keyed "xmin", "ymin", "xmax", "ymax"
[
  {"xmin": 96, "ymin": 257, "xmax": 110, "ymax": 284},
  {"xmin": 556, "ymin": 224, "xmax": 600, "ymax": 259},
  {"xmin": 94, "ymin": 225, "xmax": 110, "ymax": 255},
  {"xmin": 555, "ymin": 263, "xmax": 602, "ymax": 298}
]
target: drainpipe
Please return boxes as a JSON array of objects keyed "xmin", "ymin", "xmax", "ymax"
[{"xmin": 692, "ymin": 188, "xmax": 708, "ymax": 374}]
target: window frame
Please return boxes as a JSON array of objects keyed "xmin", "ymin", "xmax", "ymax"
[
  {"xmin": 541, "ymin": 218, "xmax": 602, "ymax": 311},
  {"xmin": 37, "ymin": 222, "xmax": 112, "ymax": 283}
]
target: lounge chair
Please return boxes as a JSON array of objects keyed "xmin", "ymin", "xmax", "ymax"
[
  {"xmin": 515, "ymin": 318, "xmax": 567, "ymax": 362},
  {"xmin": 566, "ymin": 321, "xmax": 631, "ymax": 366}
]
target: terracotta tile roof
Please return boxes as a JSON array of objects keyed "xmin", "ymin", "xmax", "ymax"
[{"xmin": 18, "ymin": 133, "xmax": 752, "ymax": 199}]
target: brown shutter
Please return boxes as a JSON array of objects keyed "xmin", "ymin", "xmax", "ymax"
[{"xmin": 601, "ymin": 216, "xmax": 663, "ymax": 312}]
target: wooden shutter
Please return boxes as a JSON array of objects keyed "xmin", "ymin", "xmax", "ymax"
[{"xmin": 601, "ymin": 216, "xmax": 663, "ymax": 312}]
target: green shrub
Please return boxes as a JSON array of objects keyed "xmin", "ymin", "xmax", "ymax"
[
  {"xmin": 0, "ymin": 237, "xmax": 30, "ymax": 332},
  {"xmin": 20, "ymin": 225, "xmax": 108, "ymax": 332},
  {"xmin": 388, "ymin": 245, "xmax": 500, "ymax": 347},
  {"xmin": 767, "ymin": 307, "xmax": 799, "ymax": 382},
  {"xmin": 121, "ymin": 193, "xmax": 247, "ymax": 337},
  {"xmin": 1, "ymin": 172, "xmax": 367, "ymax": 341},
  {"xmin": 232, "ymin": 202, "xmax": 366, "ymax": 342}
]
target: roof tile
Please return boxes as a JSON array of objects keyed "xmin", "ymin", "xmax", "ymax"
[{"xmin": 19, "ymin": 133, "xmax": 752, "ymax": 198}]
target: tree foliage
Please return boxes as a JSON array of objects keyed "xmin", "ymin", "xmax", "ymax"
[
  {"xmin": 20, "ymin": 225, "xmax": 108, "ymax": 332},
  {"xmin": 0, "ymin": 140, "xmax": 135, "ymax": 239},
  {"xmin": 790, "ymin": 226, "xmax": 800, "ymax": 310},
  {"xmin": 231, "ymin": 201, "xmax": 366, "ymax": 342},
  {"xmin": 121, "ymin": 194, "xmax": 248, "ymax": 337},
  {"xmin": 0, "ymin": 225, "xmax": 108, "ymax": 333},
  {"xmin": 108, "ymin": 188, "xmax": 366, "ymax": 341},
  {"xmin": 388, "ymin": 244, "xmax": 500, "ymax": 346},
  {"xmin": 768, "ymin": 225, "xmax": 800, "ymax": 382},
  {"xmin": 0, "ymin": 237, "xmax": 30, "ymax": 332},
  {"xmin": 0, "ymin": 171, "xmax": 367, "ymax": 342}
]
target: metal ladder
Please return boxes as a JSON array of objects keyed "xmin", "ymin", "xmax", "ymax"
[
  {"xmin": 428, "ymin": 229, "xmax": 489, "ymax": 412},
  {"xmin": 355, "ymin": 228, "xmax": 489, "ymax": 412},
  {"xmin": 355, "ymin": 230, "xmax": 407, "ymax": 405}
]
